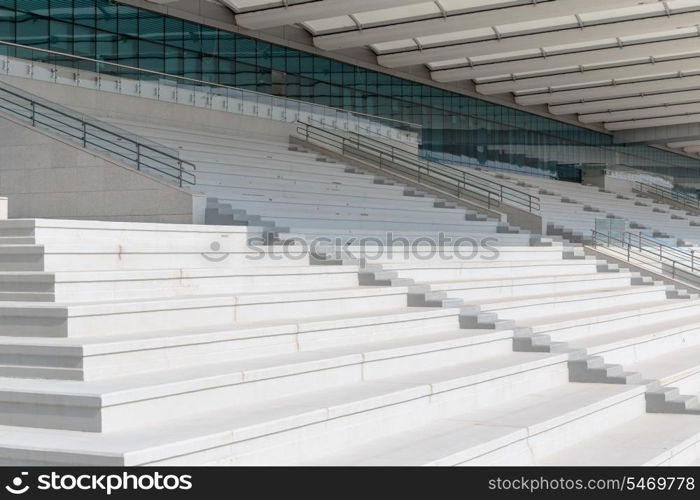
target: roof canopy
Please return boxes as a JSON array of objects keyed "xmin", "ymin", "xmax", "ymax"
[{"xmin": 223, "ymin": 0, "xmax": 700, "ymax": 155}]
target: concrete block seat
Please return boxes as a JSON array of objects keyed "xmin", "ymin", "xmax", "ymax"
[
  {"xmin": 300, "ymin": 383, "xmax": 684, "ymax": 466},
  {"xmin": 0, "ymin": 264, "xmax": 365, "ymax": 302},
  {"xmin": 195, "ymin": 160, "xmax": 393, "ymax": 187},
  {"xmin": 276, "ymin": 229, "xmax": 532, "ymax": 246},
  {"xmin": 0, "ymin": 305, "xmax": 467, "ymax": 381},
  {"xmin": 516, "ymin": 299, "xmax": 700, "ymax": 363},
  {"xmin": 203, "ymin": 198, "xmax": 480, "ymax": 226},
  {"xmin": 539, "ymin": 413, "xmax": 700, "ymax": 465},
  {"xmin": 0, "ymin": 349, "xmax": 571, "ymax": 465}
]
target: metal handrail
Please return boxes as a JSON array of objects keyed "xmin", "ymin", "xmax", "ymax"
[
  {"xmin": 0, "ymin": 40, "xmax": 421, "ymax": 137},
  {"xmin": 0, "ymin": 80, "xmax": 195, "ymax": 187},
  {"xmin": 296, "ymin": 120, "xmax": 541, "ymax": 213},
  {"xmin": 635, "ymin": 181, "xmax": 700, "ymax": 210},
  {"xmin": 591, "ymin": 229, "xmax": 698, "ymax": 280}
]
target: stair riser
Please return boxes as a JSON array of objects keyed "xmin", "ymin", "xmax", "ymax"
[
  {"xmin": 0, "ymin": 352, "xmax": 565, "ymax": 434},
  {"xmin": 347, "ymin": 250, "xmax": 566, "ymax": 264},
  {"xmin": 266, "ymin": 219, "xmax": 497, "ymax": 232},
  {"xmin": 389, "ymin": 264, "xmax": 602, "ymax": 282},
  {"xmin": 0, "ymin": 291, "xmax": 410, "ymax": 338},
  {"xmin": 201, "ymin": 202, "xmax": 471, "ymax": 224},
  {"xmin": 212, "ymin": 193, "xmax": 442, "ymax": 211},
  {"xmin": 204, "ymin": 186, "xmax": 440, "ymax": 207},
  {"xmin": 4, "ymin": 272, "xmax": 360, "ymax": 302},
  {"xmin": 201, "ymin": 178, "xmax": 407, "ymax": 197},
  {"xmin": 484, "ymin": 289, "xmax": 669, "ymax": 321},
  {"xmin": 27, "ymin": 227, "xmax": 254, "ymax": 246},
  {"xmin": 544, "ymin": 306, "xmax": 700, "ymax": 343},
  {"xmin": 587, "ymin": 328, "xmax": 700, "ymax": 368},
  {"xmin": 0, "ymin": 252, "xmax": 317, "ymax": 272},
  {"xmin": 198, "ymin": 168, "xmax": 384, "ymax": 187},
  {"xmin": 0, "ymin": 315, "xmax": 464, "ymax": 381},
  {"xmin": 442, "ymin": 277, "xmax": 636, "ymax": 302},
  {"xmin": 287, "ymin": 233, "xmax": 531, "ymax": 246}
]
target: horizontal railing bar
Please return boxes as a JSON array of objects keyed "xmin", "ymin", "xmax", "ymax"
[
  {"xmin": 298, "ymin": 121, "xmax": 539, "ymax": 212},
  {"xmin": 0, "ymin": 79, "xmax": 195, "ymax": 186}
]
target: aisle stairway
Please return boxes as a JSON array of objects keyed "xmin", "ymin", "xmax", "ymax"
[{"xmin": 0, "ymin": 219, "xmax": 698, "ymax": 465}]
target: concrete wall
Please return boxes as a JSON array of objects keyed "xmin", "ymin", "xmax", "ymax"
[{"xmin": 0, "ymin": 112, "xmax": 206, "ymax": 223}]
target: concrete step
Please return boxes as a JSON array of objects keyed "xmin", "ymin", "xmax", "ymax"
[
  {"xmin": 539, "ymin": 413, "xmax": 700, "ymax": 465},
  {"xmin": 0, "ymin": 350, "xmax": 567, "ymax": 465},
  {"xmin": 0, "ymin": 349, "xmax": 563, "ymax": 433},
  {"xmin": 0, "ymin": 264, "xmax": 363, "ymax": 302},
  {"xmin": 0, "ymin": 285, "xmax": 414, "ymax": 337},
  {"xmin": 381, "ymin": 260, "xmax": 610, "ymax": 281},
  {"xmin": 300, "ymin": 384, "xmax": 645, "ymax": 465},
  {"xmin": 518, "ymin": 299, "xmax": 700, "ymax": 343},
  {"xmin": 422, "ymin": 272, "xmax": 645, "ymax": 301},
  {"xmin": 473, "ymin": 285, "xmax": 671, "ymax": 322},
  {"xmin": 0, "ymin": 307, "xmax": 469, "ymax": 380}
]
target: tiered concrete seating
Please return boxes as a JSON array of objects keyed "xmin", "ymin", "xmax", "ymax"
[
  {"xmin": 479, "ymin": 169, "xmax": 700, "ymax": 245},
  {"xmin": 107, "ymin": 120, "xmax": 529, "ymax": 245},
  {"xmin": 0, "ymin": 218, "xmax": 699, "ymax": 465}
]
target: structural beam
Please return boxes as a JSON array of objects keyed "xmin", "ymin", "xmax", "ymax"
[
  {"xmin": 432, "ymin": 36, "xmax": 700, "ymax": 83},
  {"xmin": 233, "ymin": 0, "xmax": 429, "ymax": 30},
  {"xmin": 549, "ymin": 89, "xmax": 700, "ymax": 116},
  {"xmin": 614, "ymin": 123, "xmax": 700, "ymax": 144},
  {"xmin": 608, "ymin": 114, "xmax": 700, "ymax": 131},
  {"xmin": 668, "ymin": 140, "xmax": 700, "ymax": 148},
  {"xmin": 580, "ymin": 102, "xmax": 700, "ymax": 124},
  {"xmin": 516, "ymin": 74, "xmax": 700, "ymax": 106},
  {"xmin": 377, "ymin": 12, "xmax": 700, "ymax": 69},
  {"xmin": 475, "ymin": 57, "xmax": 700, "ymax": 95},
  {"xmin": 313, "ymin": 0, "xmax": 654, "ymax": 51}
]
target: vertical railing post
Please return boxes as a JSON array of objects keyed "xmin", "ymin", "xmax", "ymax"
[
  {"xmin": 31, "ymin": 101, "xmax": 36, "ymax": 127},
  {"xmin": 136, "ymin": 143, "xmax": 141, "ymax": 170},
  {"xmin": 82, "ymin": 121, "xmax": 87, "ymax": 148},
  {"xmin": 692, "ymin": 250, "xmax": 695, "ymax": 273},
  {"xmin": 178, "ymin": 160, "xmax": 183, "ymax": 187},
  {"xmin": 639, "ymin": 231, "xmax": 642, "ymax": 253}
]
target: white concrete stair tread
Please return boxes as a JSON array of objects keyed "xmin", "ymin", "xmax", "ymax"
[
  {"xmin": 566, "ymin": 316, "xmax": 700, "ymax": 354},
  {"xmin": 538, "ymin": 413, "xmax": 700, "ymax": 465},
  {"xmin": 423, "ymin": 272, "xmax": 636, "ymax": 289},
  {"xmin": 0, "ymin": 378, "xmax": 481, "ymax": 465},
  {"xmin": 0, "ymin": 306, "xmax": 462, "ymax": 352},
  {"xmin": 379, "ymin": 259, "xmax": 600, "ymax": 270},
  {"xmin": 0, "ymin": 347, "xmax": 556, "ymax": 407},
  {"xmin": 299, "ymin": 383, "xmax": 643, "ymax": 465},
  {"xmin": 470, "ymin": 285, "xmax": 664, "ymax": 308},
  {"xmin": 0, "ymin": 284, "xmax": 410, "ymax": 314},
  {"xmin": 624, "ymin": 346, "xmax": 700, "ymax": 387},
  {"xmin": 516, "ymin": 299, "xmax": 697, "ymax": 330},
  {"xmin": 376, "ymin": 351, "xmax": 564, "ymax": 392},
  {"xmin": 0, "ymin": 264, "xmax": 361, "ymax": 283}
]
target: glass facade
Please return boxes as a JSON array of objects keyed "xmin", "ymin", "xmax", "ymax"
[{"xmin": 2, "ymin": 0, "xmax": 700, "ymax": 183}]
